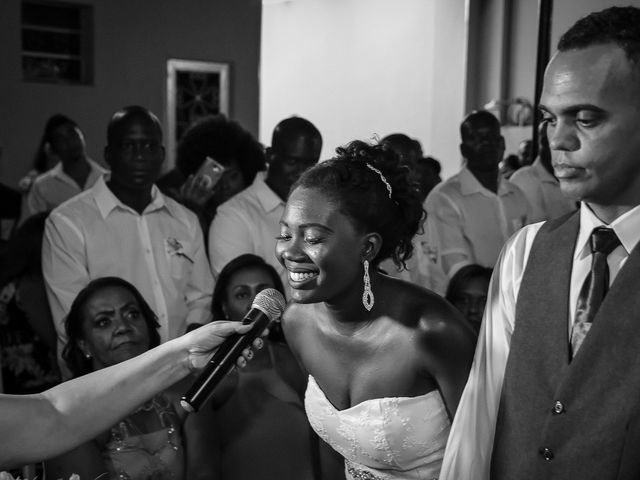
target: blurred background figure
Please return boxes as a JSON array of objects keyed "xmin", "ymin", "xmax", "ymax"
[
  {"xmin": 381, "ymin": 133, "xmax": 423, "ymax": 186},
  {"xmin": 499, "ymin": 154, "xmax": 521, "ymax": 180},
  {"xmin": 157, "ymin": 114, "xmax": 266, "ymax": 236},
  {"xmin": 415, "ymin": 155, "xmax": 442, "ymax": 202},
  {"xmin": 0, "ymin": 212, "xmax": 60, "ymax": 394},
  {"xmin": 18, "ymin": 115, "xmax": 106, "ymax": 226},
  {"xmin": 445, "ymin": 264, "xmax": 492, "ymax": 334},
  {"xmin": 46, "ymin": 277, "xmax": 217, "ymax": 480},
  {"xmin": 210, "ymin": 254, "xmax": 314, "ymax": 480},
  {"xmin": 517, "ymin": 138, "xmax": 533, "ymax": 167},
  {"xmin": 510, "ymin": 121, "xmax": 576, "ymax": 224}
]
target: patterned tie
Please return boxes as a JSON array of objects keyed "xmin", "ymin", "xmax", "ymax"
[{"xmin": 570, "ymin": 227, "xmax": 621, "ymax": 357}]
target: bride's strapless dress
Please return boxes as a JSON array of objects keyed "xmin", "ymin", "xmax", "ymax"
[{"xmin": 305, "ymin": 375, "xmax": 450, "ymax": 480}]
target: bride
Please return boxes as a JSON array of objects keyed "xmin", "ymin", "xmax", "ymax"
[{"xmin": 277, "ymin": 140, "xmax": 476, "ymax": 479}]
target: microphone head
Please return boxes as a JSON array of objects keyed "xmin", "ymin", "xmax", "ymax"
[{"xmin": 252, "ymin": 288, "xmax": 286, "ymax": 321}]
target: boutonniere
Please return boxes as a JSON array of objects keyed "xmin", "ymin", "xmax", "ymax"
[{"xmin": 166, "ymin": 237, "xmax": 193, "ymax": 264}]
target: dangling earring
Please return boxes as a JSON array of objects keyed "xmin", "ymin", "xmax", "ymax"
[{"xmin": 362, "ymin": 260, "xmax": 374, "ymax": 311}]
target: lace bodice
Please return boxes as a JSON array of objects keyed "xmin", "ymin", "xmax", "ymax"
[{"xmin": 305, "ymin": 375, "xmax": 450, "ymax": 480}]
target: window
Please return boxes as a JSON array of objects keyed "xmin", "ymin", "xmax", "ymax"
[{"xmin": 21, "ymin": 1, "xmax": 93, "ymax": 84}]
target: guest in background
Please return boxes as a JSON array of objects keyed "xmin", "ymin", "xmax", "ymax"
[
  {"xmin": 381, "ymin": 133, "xmax": 423, "ymax": 185},
  {"xmin": 510, "ymin": 121, "xmax": 576, "ymax": 224},
  {"xmin": 445, "ymin": 264, "xmax": 492, "ymax": 334},
  {"xmin": 18, "ymin": 115, "xmax": 107, "ymax": 225},
  {"xmin": 517, "ymin": 139, "xmax": 533, "ymax": 167},
  {"xmin": 0, "ymin": 212, "xmax": 60, "ymax": 394},
  {"xmin": 423, "ymin": 110, "xmax": 530, "ymax": 278},
  {"xmin": 278, "ymin": 140, "xmax": 476, "ymax": 479},
  {"xmin": 209, "ymin": 116, "xmax": 322, "ymax": 287},
  {"xmin": 45, "ymin": 277, "xmax": 218, "ymax": 480},
  {"xmin": 210, "ymin": 254, "xmax": 314, "ymax": 480},
  {"xmin": 0, "ymin": 317, "xmax": 261, "ymax": 469},
  {"xmin": 43, "ymin": 106, "xmax": 213, "ymax": 378},
  {"xmin": 499, "ymin": 154, "xmax": 521, "ymax": 180},
  {"xmin": 415, "ymin": 155, "xmax": 442, "ymax": 202},
  {"xmin": 17, "ymin": 114, "xmax": 68, "ymax": 195},
  {"xmin": 157, "ymin": 114, "xmax": 266, "ymax": 236}
]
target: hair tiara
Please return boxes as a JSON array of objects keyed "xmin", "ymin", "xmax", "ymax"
[{"xmin": 365, "ymin": 163, "xmax": 393, "ymax": 199}]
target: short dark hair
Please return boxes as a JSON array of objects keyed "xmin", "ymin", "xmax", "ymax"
[
  {"xmin": 417, "ymin": 156, "xmax": 441, "ymax": 175},
  {"xmin": 63, "ymin": 276, "xmax": 161, "ymax": 378},
  {"xmin": 558, "ymin": 6, "xmax": 640, "ymax": 65},
  {"xmin": 107, "ymin": 105, "xmax": 163, "ymax": 145},
  {"xmin": 271, "ymin": 116, "xmax": 322, "ymax": 155},
  {"xmin": 460, "ymin": 110, "xmax": 501, "ymax": 141},
  {"xmin": 176, "ymin": 114, "xmax": 266, "ymax": 183},
  {"xmin": 293, "ymin": 140, "xmax": 425, "ymax": 269},
  {"xmin": 445, "ymin": 264, "xmax": 493, "ymax": 305},
  {"xmin": 33, "ymin": 114, "xmax": 78, "ymax": 172}
]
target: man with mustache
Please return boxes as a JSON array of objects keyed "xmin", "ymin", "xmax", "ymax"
[{"xmin": 441, "ymin": 6, "xmax": 640, "ymax": 480}]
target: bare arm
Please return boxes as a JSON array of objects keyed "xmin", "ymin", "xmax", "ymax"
[
  {"xmin": 417, "ymin": 300, "xmax": 477, "ymax": 419},
  {"xmin": 0, "ymin": 320, "xmax": 255, "ymax": 469}
]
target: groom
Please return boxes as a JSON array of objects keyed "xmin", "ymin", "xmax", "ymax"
[{"xmin": 441, "ymin": 6, "xmax": 640, "ymax": 480}]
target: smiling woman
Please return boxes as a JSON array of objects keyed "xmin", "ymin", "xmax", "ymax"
[
  {"xmin": 277, "ymin": 140, "xmax": 477, "ymax": 480},
  {"xmin": 45, "ymin": 276, "xmax": 218, "ymax": 480}
]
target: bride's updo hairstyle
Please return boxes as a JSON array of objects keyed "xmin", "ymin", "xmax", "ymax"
[{"xmin": 291, "ymin": 140, "xmax": 425, "ymax": 269}]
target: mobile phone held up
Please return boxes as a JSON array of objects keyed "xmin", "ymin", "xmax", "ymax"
[{"xmin": 195, "ymin": 156, "xmax": 225, "ymax": 190}]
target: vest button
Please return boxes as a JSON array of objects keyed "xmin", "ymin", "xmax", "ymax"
[
  {"xmin": 553, "ymin": 400, "xmax": 564, "ymax": 414},
  {"xmin": 539, "ymin": 447, "xmax": 554, "ymax": 461}
]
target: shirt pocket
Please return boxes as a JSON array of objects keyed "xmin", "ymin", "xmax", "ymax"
[{"xmin": 165, "ymin": 238, "xmax": 194, "ymax": 280}]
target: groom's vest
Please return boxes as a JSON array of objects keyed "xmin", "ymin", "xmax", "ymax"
[{"xmin": 491, "ymin": 212, "xmax": 640, "ymax": 480}]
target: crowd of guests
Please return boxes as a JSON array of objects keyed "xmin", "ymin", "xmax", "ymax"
[{"xmin": 0, "ymin": 5, "xmax": 639, "ymax": 480}]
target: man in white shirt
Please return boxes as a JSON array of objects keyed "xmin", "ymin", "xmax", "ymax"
[
  {"xmin": 510, "ymin": 121, "xmax": 575, "ymax": 223},
  {"xmin": 441, "ymin": 7, "xmax": 640, "ymax": 479},
  {"xmin": 208, "ymin": 116, "xmax": 322, "ymax": 286},
  {"xmin": 19, "ymin": 116, "xmax": 107, "ymax": 225},
  {"xmin": 43, "ymin": 106, "xmax": 213, "ymax": 377},
  {"xmin": 423, "ymin": 110, "xmax": 530, "ymax": 279}
]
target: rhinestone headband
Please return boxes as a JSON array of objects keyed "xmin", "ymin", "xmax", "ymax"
[{"xmin": 365, "ymin": 163, "xmax": 393, "ymax": 199}]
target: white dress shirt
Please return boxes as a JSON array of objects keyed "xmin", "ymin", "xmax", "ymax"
[
  {"xmin": 208, "ymin": 171, "xmax": 287, "ymax": 286},
  {"xmin": 19, "ymin": 159, "xmax": 107, "ymax": 225},
  {"xmin": 43, "ymin": 176, "xmax": 213, "ymax": 371},
  {"xmin": 440, "ymin": 202, "xmax": 640, "ymax": 480},
  {"xmin": 424, "ymin": 167, "xmax": 531, "ymax": 278},
  {"xmin": 510, "ymin": 158, "xmax": 576, "ymax": 224}
]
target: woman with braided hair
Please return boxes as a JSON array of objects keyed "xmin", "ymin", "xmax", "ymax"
[{"xmin": 276, "ymin": 140, "xmax": 476, "ymax": 480}]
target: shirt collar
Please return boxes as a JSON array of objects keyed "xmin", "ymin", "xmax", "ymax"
[
  {"xmin": 51, "ymin": 158, "xmax": 106, "ymax": 184},
  {"xmin": 459, "ymin": 166, "xmax": 516, "ymax": 197},
  {"xmin": 575, "ymin": 202, "xmax": 640, "ymax": 260},
  {"xmin": 252, "ymin": 171, "xmax": 285, "ymax": 213},
  {"xmin": 93, "ymin": 175, "xmax": 167, "ymax": 219}
]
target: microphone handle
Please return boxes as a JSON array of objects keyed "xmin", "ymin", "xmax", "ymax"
[{"xmin": 180, "ymin": 309, "xmax": 270, "ymax": 412}]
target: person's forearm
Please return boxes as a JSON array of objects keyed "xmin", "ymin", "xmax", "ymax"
[{"xmin": 2, "ymin": 339, "xmax": 189, "ymax": 467}]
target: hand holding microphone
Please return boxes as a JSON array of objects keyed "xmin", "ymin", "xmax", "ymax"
[{"xmin": 181, "ymin": 288, "xmax": 286, "ymax": 412}]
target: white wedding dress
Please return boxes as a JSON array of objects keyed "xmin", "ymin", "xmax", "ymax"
[{"xmin": 305, "ymin": 375, "xmax": 450, "ymax": 480}]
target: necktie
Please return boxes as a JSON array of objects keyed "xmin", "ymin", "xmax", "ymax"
[{"xmin": 570, "ymin": 227, "xmax": 621, "ymax": 357}]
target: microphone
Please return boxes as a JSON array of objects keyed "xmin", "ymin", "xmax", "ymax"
[{"xmin": 180, "ymin": 288, "xmax": 286, "ymax": 412}]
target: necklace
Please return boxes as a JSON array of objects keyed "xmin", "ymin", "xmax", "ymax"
[{"xmin": 108, "ymin": 394, "xmax": 182, "ymax": 479}]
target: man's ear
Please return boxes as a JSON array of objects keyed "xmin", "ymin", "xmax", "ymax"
[
  {"xmin": 459, "ymin": 142, "xmax": 468, "ymax": 160},
  {"xmin": 362, "ymin": 232, "xmax": 383, "ymax": 262}
]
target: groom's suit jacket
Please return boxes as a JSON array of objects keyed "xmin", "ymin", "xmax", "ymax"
[{"xmin": 491, "ymin": 211, "xmax": 640, "ymax": 480}]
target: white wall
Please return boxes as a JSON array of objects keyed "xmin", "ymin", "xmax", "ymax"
[{"xmin": 260, "ymin": 0, "xmax": 467, "ymax": 179}]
